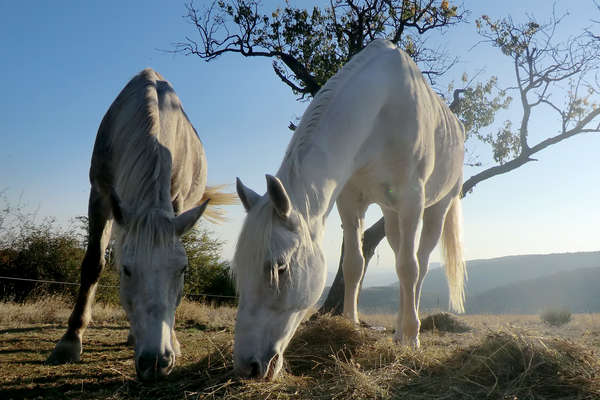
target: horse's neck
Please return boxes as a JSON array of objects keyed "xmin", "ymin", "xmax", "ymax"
[
  {"xmin": 276, "ymin": 53, "xmax": 392, "ymax": 237},
  {"xmin": 277, "ymin": 123, "xmax": 370, "ymax": 237}
]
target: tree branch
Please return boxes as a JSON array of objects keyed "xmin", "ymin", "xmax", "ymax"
[
  {"xmin": 278, "ymin": 54, "xmax": 321, "ymax": 97},
  {"xmin": 463, "ymin": 105, "xmax": 600, "ymax": 197}
]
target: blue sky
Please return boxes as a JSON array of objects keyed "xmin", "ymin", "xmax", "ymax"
[{"xmin": 1, "ymin": 1, "xmax": 598, "ymax": 286}]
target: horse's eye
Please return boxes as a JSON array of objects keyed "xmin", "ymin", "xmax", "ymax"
[{"xmin": 123, "ymin": 265, "xmax": 132, "ymax": 277}]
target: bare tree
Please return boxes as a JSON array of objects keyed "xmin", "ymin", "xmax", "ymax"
[
  {"xmin": 175, "ymin": 0, "xmax": 467, "ymax": 96},
  {"xmin": 460, "ymin": 12, "xmax": 600, "ymax": 194}
]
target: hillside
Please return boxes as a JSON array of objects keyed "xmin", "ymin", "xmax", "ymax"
[
  {"xmin": 466, "ymin": 266, "xmax": 600, "ymax": 314},
  {"xmin": 358, "ymin": 251, "xmax": 600, "ymax": 314}
]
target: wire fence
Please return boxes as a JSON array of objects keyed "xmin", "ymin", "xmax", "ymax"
[{"xmin": 0, "ymin": 275, "xmax": 238, "ymax": 300}]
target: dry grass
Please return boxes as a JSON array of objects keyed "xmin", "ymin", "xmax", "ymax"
[
  {"xmin": 0, "ymin": 296, "xmax": 127, "ymax": 327},
  {"xmin": 176, "ymin": 299, "xmax": 237, "ymax": 331},
  {"xmin": 2, "ymin": 299, "xmax": 600, "ymax": 399}
]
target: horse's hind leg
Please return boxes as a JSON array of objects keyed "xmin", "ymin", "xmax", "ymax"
[
  {"xmin": 47, "ymin": 185, "xmax": 112, "ymax": 364},
  {"xmin": 337, "ymin": 187, "xmax": 368, "ymax": 324},
  {"xmin": 383, "ymin": 189, "xmax": 424, "ymax": 348},
  {"xmin": 415, "ymin": 195, "xmax": 454, "ymax": 311}
]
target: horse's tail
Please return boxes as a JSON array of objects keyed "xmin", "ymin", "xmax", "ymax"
[
  {"xmin": 198, "ymin": 185, "xmax": 238, "ymax": 223},
  {"xmin": 441, "ymin": 195, "xmax": 467, "ymax": 313}
]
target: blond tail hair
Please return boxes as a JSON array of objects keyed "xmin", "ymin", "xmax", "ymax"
[
  {"xmin": 199, "ymin": 185, "xmax": 238, "ymax": 223},
  {"xmin": 441, "ymin": 195, "xmax": 467, "ymax": 313}
]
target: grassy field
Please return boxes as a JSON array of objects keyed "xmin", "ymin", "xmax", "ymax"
[{"xmin": 2, "ymin": 298, "xmax": 600, "ymax": 399}]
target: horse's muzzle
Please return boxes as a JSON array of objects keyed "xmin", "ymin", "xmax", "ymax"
[
  {"xmin": 136, "ymin": 350, "xmax": 175, "ymax": 381},
  {"xmin": 235, "ymin": 352, "xmax": 281, "ymax": 380}
]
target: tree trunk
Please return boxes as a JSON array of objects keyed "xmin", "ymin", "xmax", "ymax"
[{"xmin": 317, "ymin": 217, "xmax": 385, "ymax": 315}]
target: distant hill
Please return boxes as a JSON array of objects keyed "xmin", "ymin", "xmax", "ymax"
[
  {"xmin": 466, "ymin": 266, "xmax": 600, "ymax": 314},
  {"xmin": 357, "ymin": 251, "xmax": 600, "ymax": 314}
]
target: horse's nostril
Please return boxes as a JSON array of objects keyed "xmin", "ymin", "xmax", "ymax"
[
  {"xmin": 249, "ymin": 360, "xmax": 260, "ymax": 378},
  {"xmin": 137, "ymin": 351, "xmax": 175, "ymax": 381}
]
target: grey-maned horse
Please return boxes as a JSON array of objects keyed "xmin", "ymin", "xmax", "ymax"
[
  {"xmin": 47, "ymin": 69, "xmax": 234, "ymax": 381},
  {"xmin": 234, "ymin": 39, "xmax": 466, "ymax": 380}
]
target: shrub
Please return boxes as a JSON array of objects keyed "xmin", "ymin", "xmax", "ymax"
[
  {"xmin": 181, "ymin": 225, "xmax": 236, "ymax": 305},
  {"xmin": 0, "ymin": 198, "xmax": 120, "ymax": 303},
  {"xmin": 0, "ymin": 202, "xmax": 84, "ymax": 302},
  {"xmin": 540, "ymin": 308, "xmax": 572, "ymax": 327}
]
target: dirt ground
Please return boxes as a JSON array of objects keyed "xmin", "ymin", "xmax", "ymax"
[{"xmin": 2, "ymin": 300, "xmax": 600, "ymax": 399}]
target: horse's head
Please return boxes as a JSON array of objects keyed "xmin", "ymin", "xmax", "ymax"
[
  {"xmin": 110, "ymin": 191, "xmax": 208, "ymax": 381},
  {"xmin": 233, "ymin": 175, "xmax": 326, "ymax": 380}
]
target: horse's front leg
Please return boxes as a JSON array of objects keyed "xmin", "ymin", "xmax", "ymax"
[
  {"xmin": 126, "ymin": 330, "xmax": 136, "ymax": 346},
  {"xmin": 47, "ymin": 187, "xmax": 112, "ymax": 364},
  {"xmin": 337, "ymin": 188, "xmax": 368, "ymax": 324}
]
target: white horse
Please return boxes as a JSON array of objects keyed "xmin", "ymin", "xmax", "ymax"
[
  {"xmin": 47, "ymin": 69, "xmax": 234, "ymax": 381},
  {"xmin": 233, "ymin": 39, "xmax": 466, "ymax": 380}
]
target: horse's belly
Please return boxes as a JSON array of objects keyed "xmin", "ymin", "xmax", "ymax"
[
  {"xmin": 344, "ymin": 153, "xmax": 422, "ymax": 209},
  {"xmin": 345, "ymin": 143, "xmax": 461, "ymax": 210}
]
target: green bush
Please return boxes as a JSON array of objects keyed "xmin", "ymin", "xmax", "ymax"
[
  {"xmin": 0, "ymin": 205, "xmax": 83, "ymax": 302},
  {"xmin": 540, "ymin": 308, "xmax": 572, "ymax": 327},
  {"xmin": 181, "ymin": 225, "xmax": 236, "ymax": 305},
  {"xmin": 0, "ymin": 199, "xmax": 119, "ymax": 303}
]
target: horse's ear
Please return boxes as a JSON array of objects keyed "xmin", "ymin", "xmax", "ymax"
[
  {"xmin": 109, "ymin": 188, "xmax": 131, "ymax": 226},
  {"xmin": 236, "ymin": 177, "xmax": 260, "ymax": 212},
  {"xmin": 174, "ymin": 199, "xmax": 209, "ymax": 236},
  {"xmin": 266, "ymin": 174, "xmax": 291, "ymax": 219}
]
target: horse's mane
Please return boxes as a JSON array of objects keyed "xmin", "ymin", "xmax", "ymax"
[
  {"xmin": 275, "ymin": 40, "xmax": 395, "ymax": 218},
  {"xmin": 113, "ymin": 209, "xmax": 177, "ymax": 264},
  {"xmin": 105, "ymin": 69, "xmax": 170, "ymax": 210},
  {"xmin": 233, "ymin": 196, "xmax": 316, "ymax": 291},
  {"xmin": 280, "ymin": 40, "xmax": 393, "ymax": 179},
  {"xmin": 233, "ymin": 199, "xmax": 273, "ymax": 292}
]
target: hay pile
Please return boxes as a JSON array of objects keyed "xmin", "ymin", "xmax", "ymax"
[
  {"xmin": 179, "ymin": 314, "xmax": 398, "ymax": 399},
  {"xmin": 173, "ymin": 316, "xmax": 600, "ymax": 399},
  {"xmin": 420, "ymin": 312, "xmax": 471, "ymax": 333},
  {"xmin": 286, "ymin": 315, "xmax": 376, "ymax": 373},
  {"xmin": 396, "ymin": 331, "xmax": 600, "ymax": 399}
]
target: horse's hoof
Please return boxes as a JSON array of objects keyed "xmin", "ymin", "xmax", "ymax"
[
  {"xmin": 46, "ymin": 334, "xmax": 82, "ymax": 364},
  {"xmin": 393, "ymin": 334, "xmax": 420, "ymax": 349},
  {"xmin": 126, "ymin": 332, "xmax": 136, "ymax": 347}
]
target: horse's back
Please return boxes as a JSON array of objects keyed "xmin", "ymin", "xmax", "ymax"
[
  {"xmin": 89, "ymin": 68, "xmax": 206, "ymax": 209},
  {"xmin": 339, "ymin": 40, "xmax": 464, "ymax": 208}
]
